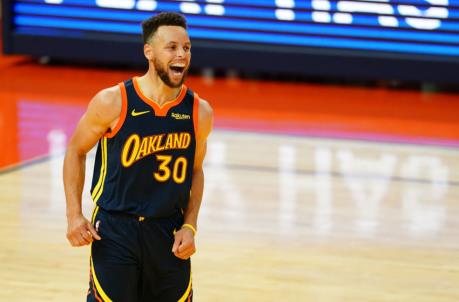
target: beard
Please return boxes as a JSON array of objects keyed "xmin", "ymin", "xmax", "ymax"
[{"xmin": 153, "ymin": 58, "xmax": 187, "ymax": 88}]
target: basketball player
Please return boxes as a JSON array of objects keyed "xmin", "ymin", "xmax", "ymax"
[{"xmin": 63, "ymin": 12, "xmax": 213, "ymax": 301}]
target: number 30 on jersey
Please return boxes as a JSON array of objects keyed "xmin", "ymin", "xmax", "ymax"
[{"xmin": 154, "ymin": 155, "xmax": 188, "ymax": 184}]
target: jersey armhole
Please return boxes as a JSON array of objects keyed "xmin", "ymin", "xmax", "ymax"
[
  {"xmin": 193, "ymin": 93, "xmax": 199, "ymax": 138},
  {"xmin": 105, "ymin": 82, "xmax": 128, "ymax": 138}
]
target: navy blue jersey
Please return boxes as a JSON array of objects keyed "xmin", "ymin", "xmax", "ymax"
[{"xmin": 90, "ymin": 77, "xmax": 198, "ymax": 217}]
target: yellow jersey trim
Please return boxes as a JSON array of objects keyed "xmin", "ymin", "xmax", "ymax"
[
  {"xmin": 91, "ymin": 206, "xmax": 100, "ymax": 224},
  {"xmin": 91, "ymin": 137, "xmax": 107, "ymax": 201},
  {"xmin": 92, "ymin": 137, "xmax": 108, "ymax": 203}
]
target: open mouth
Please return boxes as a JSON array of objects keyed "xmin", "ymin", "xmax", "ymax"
[{"xmin": 170, "ymin": 65, "xmax": 185, "ymax": 76}]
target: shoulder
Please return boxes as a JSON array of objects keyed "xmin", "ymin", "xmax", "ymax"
[
  {"xmin": 87, "ymin": 85, "xmax": 122, "ymax": 124},
  {"xmin": 91, "ymin": 85, "xmax": 122, "ymax": 110}
]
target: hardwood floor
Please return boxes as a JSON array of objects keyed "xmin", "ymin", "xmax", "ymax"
[{"xmin": 0, "ymin": 130, "xmax": 457, "ymax": 301}]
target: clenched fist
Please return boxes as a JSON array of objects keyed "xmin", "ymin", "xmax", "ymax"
[{"xmin": 66, "ymin": 214, "xmax": 101, "ymax": 247}]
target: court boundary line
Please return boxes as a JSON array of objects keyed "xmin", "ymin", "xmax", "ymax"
[
  {"xmin": 1, "ymin": 127, "xmax": 457, "ymax": 186},
  {"xmin": 0, "ymin": 153, "xmax": 57, "ymax": 175},
  {"xmin": 1, "ymin": 153, "xmax": 458, "ymax": 187},
  {"xmin": 210, "ymin": 163, "xmax": 459, "ymax": 187},
  {"xmin": 215, "ymin": 128, "xmax": 459, "ymax": 151}
]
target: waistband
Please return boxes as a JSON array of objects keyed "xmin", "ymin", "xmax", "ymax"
[{"xmin": 96, "ymin": 206, "xmax": 183, "ymax": 222}]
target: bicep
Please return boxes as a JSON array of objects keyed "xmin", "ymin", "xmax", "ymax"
[
  {"xmin": 193, "ymin": 99, "xmax": 214, "ymax": 171},
  {"xmin": 68, "ymin": 90, "xmax": 119, "ymax": 155},
  {"xmin": 68, "ymin": 112, "xmax": 108, "ymax": 155},
  {"xmin": 193, "ymin": 140, "xmax": 207, "ymax": 171}
]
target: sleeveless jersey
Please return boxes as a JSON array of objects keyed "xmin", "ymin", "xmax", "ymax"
[{"xmin": 90, "ymin": 77, "xmax": 198, "ymax": 217}]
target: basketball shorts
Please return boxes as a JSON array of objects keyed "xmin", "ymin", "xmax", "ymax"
[{"xmin": 87, "ymin": 207, "xmax": 193, "ymax": 302}]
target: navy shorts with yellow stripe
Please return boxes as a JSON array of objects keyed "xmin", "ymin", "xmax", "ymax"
[{"xmin": 87, "ymin": 207, "xmax": 193, "ymax": 302}]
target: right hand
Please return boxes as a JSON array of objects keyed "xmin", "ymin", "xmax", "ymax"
[{"xmin": 66, "ymin": 214, "xmax": 101, "ymax": 247}]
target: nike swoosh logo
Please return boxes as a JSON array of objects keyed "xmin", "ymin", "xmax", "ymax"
[{"xmin": 131, "ymin": 109, "xmax": 150, "ymax": 117}]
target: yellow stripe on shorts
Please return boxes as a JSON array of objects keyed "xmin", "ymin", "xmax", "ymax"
[{"xmin": 178, "ymin": 272, "xmax": 192, "ymax": 302}]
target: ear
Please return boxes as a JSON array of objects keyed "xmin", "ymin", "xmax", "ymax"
[{"xmin": 144, "ymin": 43, "xmax": 153, "ymax": 60}]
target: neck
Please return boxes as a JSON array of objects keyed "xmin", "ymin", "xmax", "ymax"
[{"xmin": 138, "ymin": 69, "xmax": 182, "ymax": 106}]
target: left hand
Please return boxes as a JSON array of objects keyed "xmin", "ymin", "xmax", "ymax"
[{"xmin": 172, "ymin": 227, "xmax": 196, "ymax": 260}]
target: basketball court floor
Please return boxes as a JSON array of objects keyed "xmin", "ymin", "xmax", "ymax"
[{"xmin": 0, "ymin": 53, "xmax": 458, "ymax": 301}]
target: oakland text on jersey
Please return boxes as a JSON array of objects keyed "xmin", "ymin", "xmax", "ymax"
[
  {"xmin": 121, "ymin": 132, "xmax": 192, "ymax": 167},
  {"xmin": 90, "ymin": 77, "xmax": 197, "ymax": 217}
]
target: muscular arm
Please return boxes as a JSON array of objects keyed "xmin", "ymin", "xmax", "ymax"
[
  {"xmin": 63, "ymin": 86, "xmax": 121, "ymax": 247},
  {"xmin": 172, "ymin": 98, "xmax": 213, "ymax": 259},
  {"xmin": 183, "ymin": 99, "xmax": 213, "ymax": 228}
]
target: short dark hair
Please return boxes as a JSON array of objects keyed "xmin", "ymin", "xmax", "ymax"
[{"xmin": 141, "ymin": 12, "xmax": 187, "ymax": 44}]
